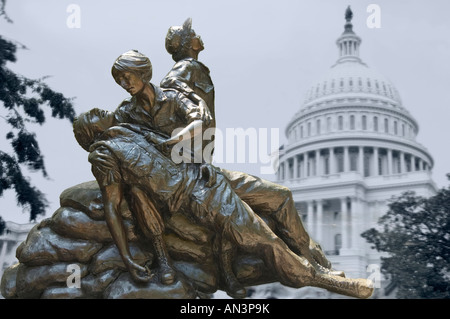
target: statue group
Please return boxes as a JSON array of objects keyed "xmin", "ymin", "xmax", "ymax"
[{"xmin": 1, "ymin": 18, "xmax": 373, "ymax": 299}]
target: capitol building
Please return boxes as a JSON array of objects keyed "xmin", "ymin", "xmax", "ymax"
[
  {"xmin": 0, "ymin": 221, "xmax": 35, "ymax": 294},
  {"xmin": 273, "ymin": 7, "xmax": 437, "ymax": 298}
]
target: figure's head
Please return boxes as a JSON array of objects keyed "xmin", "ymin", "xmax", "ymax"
[
  {"xmin": 111, "ymin": 50, "xmax": 152, "ymax": 95},
  {"xmin": 165, "ymin": 18, "xmax": 204, "ymax": 62},
  {"xmin": 73, "ymin": 108, "xmax": 115, "ymax": 151}
]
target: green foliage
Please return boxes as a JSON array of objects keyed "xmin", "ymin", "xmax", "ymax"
[
  {"xmin": 362, "ymin": 180, "xmax": 450, "ymax": 299},
  {"xmin": 0, "ymin": 4, "xmax": 76, "ymax": 221}
]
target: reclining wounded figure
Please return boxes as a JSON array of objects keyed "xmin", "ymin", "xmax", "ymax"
[
  {"xmin": 73, "ymin": 106, "xmax": 374, "ymax": 299},
  {"xmin": 74, "ymin": 101, "xmax": 246, "ymax": 297}
]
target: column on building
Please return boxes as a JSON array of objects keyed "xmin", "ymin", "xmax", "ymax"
[
  {"xmin": 373, "ymin": 147, "xmax": 379, "ymax": 176},
  {"xmin": 304, "ymin": 152, "xmax": 309, "ymax": 178},
  {"xmin": 340, "ymin": 197, "xmax": 348, "ymax": 250},
  {"xmin": 315, "ymin": 149, "xmax": 321, "ymax": 176},
  {"xmin": 387, "ymin": 148, "xmax": 393, "ymax": 175},
  {"xmin": 307, "ymin": 200, "xmax": 314, "ymax": 234},
  {"xmin": 286, "ymin": 159, "xmax": 291, "ymax": 180},
  {"xmin": 344, "ymin": 146, "xmax": 350, "ymax": 172},
  {"xmin": 293, "ymin": 155, "xmax": 298, "ymax": 179},
  {"xmin": 315, "ymin": 200, "xmax": 323, "ymax": 244},
  {"xmin": 298, "ymin": 154, "xmax": 302, "ymax": 179},
  {"xmin": 329, "ymin": 147, "xmax": 335, "ymax": 174},
  {"xmin": 400, "ymin": 151, "xmax": 406, "ymax": 174},
  {"xmin": 358, "ymin": 146, "xmax": 364, "ymax": 175},
  {"xmin": 351, "ymin": 197, "xmax": 361, "ymax": 250},
  {"xmin": 290, "ymin": 158, "xmax": 294, "ymax": 179}
]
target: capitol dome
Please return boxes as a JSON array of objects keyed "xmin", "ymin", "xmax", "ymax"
[
  {"xmin": 273, "ymin": 6, "xmax": 437, "ymax": 298},
  {"xmin": 301, "ymin": 12, "xmax": 403, "ymax": 109},
  {"xmin": 284, "ymin": 6, "xmax": 424, "ymax": 151},
  {"xmin": 302, "ymin": 60, "xmax": 403, "ymax": 108}
]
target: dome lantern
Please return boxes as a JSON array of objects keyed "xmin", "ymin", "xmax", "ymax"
[
  {"xmin": 298, "ymin": 6, "xmax": 405, "ymax": 109},
  {"xmin": 336, "ymin": 6, "xmax": 362, "ymax": 64}
]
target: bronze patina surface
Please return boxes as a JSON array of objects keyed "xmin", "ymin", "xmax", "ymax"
[{"xmin": 1, "ymin": 17, "xmax": 374, "ymax": 300}]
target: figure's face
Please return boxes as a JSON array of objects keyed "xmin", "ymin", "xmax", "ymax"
[
  {"xmin": 190, "ymin": 31, "xmax": 204, "ymax": 51},
  {"xmin": 115, "ymin": 71, "xmax": 145, "ymax": 96}
]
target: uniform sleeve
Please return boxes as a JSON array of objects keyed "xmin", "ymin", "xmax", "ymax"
[
  {"xmin": 160, "ymin": 60, "xmax": 195, "ymax": 96},
  {"xmin": 174, "ymin": 92, "xmax": 210, "ymax": 124},
  {"xmin": 88, "ymin": 144, "xmax": 123, "ymax": 187}
]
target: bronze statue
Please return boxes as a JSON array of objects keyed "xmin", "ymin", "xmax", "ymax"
[
  {"xmin": 85, "ymin": 51, "xmax": 176, "ymax": 285},
  {"xmin": 345, "ymin": 5, "xmax": 353, "ymax": 22},
  {"xmin": 71, "ymin": 46, "xmax": 374, "ymax": 299},
  {"xmin": 83, "ymin": 50, "xmax": 245, "ymax": 296},
  {"xmin": 161, "ymin": 18, "xmax": 343, "ymax": 277},
  {"xmin": 0, "ymin": 17, "xmax": 376, "ymax": 300},
  {"xmin": 161, "ymin": 17, "xmax": 216, "ymax": 163},
  {"xmin": 74, "ymin": 104, "xmax": 373, "ymax": 300}
]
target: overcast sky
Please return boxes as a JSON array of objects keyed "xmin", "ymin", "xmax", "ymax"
[{"xmin": 1, "ymin": 0, "xmax": 450, "ymax": 224}]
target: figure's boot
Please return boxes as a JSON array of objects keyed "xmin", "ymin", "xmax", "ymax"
[
  {"xmin": 314, "ymin": 274, "xmax": 374, "ymax": 299},
  {"xmin": 221, "ymin": 249, "xmax": 247, "ymax": 299},
  {"xmin": 281, "ymin": 231, "xmax": 346, "ymax": 278},
  {"xmin": 309, "ymin": 238, "xmax": 332, "ymax": 269},
  {"xmin": 152, "ymin": 235, "xmax": 176, "ymax": 285},
  {"xmin": 272, "ymin": 192, "xmax": 341, "ymax": 275},
  {"xmin": 298, "ymin": 244, "xmax": 346, "ymax": 278}
]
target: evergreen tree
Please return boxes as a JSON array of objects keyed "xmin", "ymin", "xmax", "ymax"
[
  {"xmin": 0, "ymin": 1, "xmax": 76, "ymax": 228},
  {"xmin": 362, "ymin": 177, "xmax": 450, "ymax": 299}
]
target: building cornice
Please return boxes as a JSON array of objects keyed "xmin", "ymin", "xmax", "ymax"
[
  {"xmin": 286, "ymin": 100, "xmax": 418, "ymax": 136},
  {"xmin": 284, "ymin": 174, "xmax": 437, "ymax": 196},
  {"xmin": 281, "ymin": 134, "xmax": 434, "ymax": 167}
]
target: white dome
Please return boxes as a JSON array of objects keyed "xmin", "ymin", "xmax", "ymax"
[
  {"xmin": 302, "ymin": 60, "xmax": 403, "ymax": 108},
  {"xmin": 285, "ymin": 10, "xmax": 421, "ymax": 147}
]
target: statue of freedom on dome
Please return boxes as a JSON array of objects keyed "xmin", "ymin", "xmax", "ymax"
[{"xmin": 345, "ymin": 5, "xmax": 353, "ymax": 22}]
